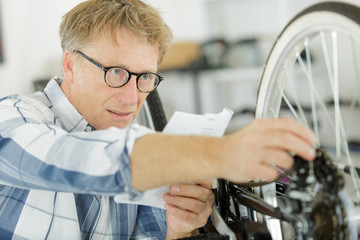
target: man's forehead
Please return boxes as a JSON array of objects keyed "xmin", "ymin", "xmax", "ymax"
[{"xmin": 82, "ymin": 31, "xmax": 159, "ymax": 71}]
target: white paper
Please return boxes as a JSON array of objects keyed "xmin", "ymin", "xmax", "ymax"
[
  {"xmin": 114, "ymin": 108, "xmax": 234, "ymax": 209},
  {"xmin": 163, "ymin": 108, "xmax": 233, "ymax": 137}
]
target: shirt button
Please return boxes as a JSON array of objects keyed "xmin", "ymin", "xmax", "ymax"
[{"xmin": 85, "ymin": 126, "xmax": 92, "ymax": 132}]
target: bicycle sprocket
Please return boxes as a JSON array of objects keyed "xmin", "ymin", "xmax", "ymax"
[{"xmin": 287, "ymin": 148, "xmax": 347, "ymax": 239}]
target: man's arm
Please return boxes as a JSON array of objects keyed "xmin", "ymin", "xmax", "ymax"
[
  {"xmin": 131, "ymin": 118, "xmax": 316, "ymax": 239},
  {"xmin": 131, "ymin": 133, "xmax": 221, "ymax": 191},
  {"xmin": 130, "ymin": 118, "xmax": 317, "ymax": 191}
]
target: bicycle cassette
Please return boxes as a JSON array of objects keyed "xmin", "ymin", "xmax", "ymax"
[{"xmin": 286, "ymin": 148, "xmax": 348, "ymax": 240}]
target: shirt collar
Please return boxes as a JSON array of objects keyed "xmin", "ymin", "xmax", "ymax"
[{"xmin": 43, "ymin": 77, "xmax": 90, "ymax": 132}]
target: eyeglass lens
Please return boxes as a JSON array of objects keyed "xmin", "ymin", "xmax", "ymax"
[{"xmin": 106, "ymin": 68, "xmax": 160, "ymax": 92}]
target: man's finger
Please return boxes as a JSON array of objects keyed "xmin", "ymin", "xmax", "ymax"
[{"xmin": 168, "ymin": 184, "xmax": 214, "ymax": 203}]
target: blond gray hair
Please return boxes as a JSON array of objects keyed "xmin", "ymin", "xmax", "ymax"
[{"xmin": 59, "ymin": 0, "xmax": 173, "ymax": 64}]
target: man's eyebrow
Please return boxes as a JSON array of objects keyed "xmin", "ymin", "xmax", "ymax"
[{"xmin": 114, "ymin": 63, "xmax": 158, "ymax": 74}]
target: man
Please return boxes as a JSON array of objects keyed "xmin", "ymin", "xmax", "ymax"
[{"xmin": 0, "ymin": 0, "xmax": 316, "ymax": 239}]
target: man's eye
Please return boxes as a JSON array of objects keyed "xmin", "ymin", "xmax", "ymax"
[
  {"xmin": 141, "ymin": 74, "xmax": 150, "ymax": 80},
  {"xmin": 111, "ymin": 69, "xmax": 123, "ymax": 76}
]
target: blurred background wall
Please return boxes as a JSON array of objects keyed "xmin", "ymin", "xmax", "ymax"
[{"xmin": 0, "ymin": 0, "xmax": 358, "ymax": 131}]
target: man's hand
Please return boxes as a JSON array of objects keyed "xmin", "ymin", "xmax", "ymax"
[
  {"xmin": 220, "ymin": 118, "xmax": 317, "ymax": 182},
  {"xmin": 164, "ymin": 180, "xmax": 214, "ymax": 239}
]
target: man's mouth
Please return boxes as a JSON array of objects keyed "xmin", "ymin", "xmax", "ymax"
[
  {"xmin": 108, "ymin": 110, "xmax": 133, "ymax": 118},
  {"xmin": 109, "ymin": 110, "xmax": 128, "ymax": 115}
]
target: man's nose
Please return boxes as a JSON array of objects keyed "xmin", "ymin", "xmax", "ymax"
[{"xmin": 117, "ymin": 76, "xmax": 138, "ymax": 104}]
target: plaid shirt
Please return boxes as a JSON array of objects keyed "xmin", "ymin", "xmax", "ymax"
[{"xmin": 0, "ymin": 77, "xmax": 167, "ymax": 239}]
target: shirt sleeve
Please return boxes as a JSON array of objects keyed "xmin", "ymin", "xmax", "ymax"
[
  {"xmin": 0, "ymin": 95, "xmax": 153, "ymax": 197},
  {"xmin": 131, "ymin": 205, "xmax": 167, "ymax": 239}
]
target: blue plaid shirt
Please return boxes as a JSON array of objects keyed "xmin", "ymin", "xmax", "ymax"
[{"xmin": 0, "ymin": 77, "xmax": 167, "ymax": 239}]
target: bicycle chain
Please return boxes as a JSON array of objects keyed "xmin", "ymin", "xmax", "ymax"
[{"xmin": 286, "ymin": 148, "xmax": 347, "ymax": 240}]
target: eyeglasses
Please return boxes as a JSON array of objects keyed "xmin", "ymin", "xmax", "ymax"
[{"xmin": 74, "ymin": 50, "xmax": 163, "ymax": 93}]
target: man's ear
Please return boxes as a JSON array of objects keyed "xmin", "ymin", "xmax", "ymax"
[{"xmin": 62, "ymin": 50, "xmax": 75, "ymax": 83}]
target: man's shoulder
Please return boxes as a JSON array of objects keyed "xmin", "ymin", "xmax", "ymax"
[
  {"xmin": 0, "ymin": 93, "xmax": 55, "ymax": 122},
  {"xmin": 0, "ymin": 94, "xmax": 20, "ymax": 103},
  {"xmin": 1, "ymin": 92, "xmax": 48, "ymax": 108}
]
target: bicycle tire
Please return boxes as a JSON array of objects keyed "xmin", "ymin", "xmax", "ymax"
[
  {"xmin": 146, "ymin": 89, "xmax": 167, "ymax": 131},
  {"xmin": 255, "ymin": 2, "xmax": 360, "ymax": 239}
]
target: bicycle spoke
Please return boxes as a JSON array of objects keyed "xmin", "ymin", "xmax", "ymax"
[
  {"xmin": 320, "ymin": 31, "xmax": 335, "ymax": 92},
  {"xmin": 281, "ymin": 91, "xmax": 301, "ymax": 122},
  {"xmin": 350, "ymin": 36, "xmax": 360, "ymax": 111},
  {"xmin": 314, "ymin": 87, "xmax": 335, "ymax": 131},
  {"xmin": 332, "ymin": 31, "xmax": 342, "ymax": 160},
  {"xmin": 284, "ymin": 68, "xmax": 309, "ymax": 128},
  {"xmin": 295, "ymin": 48, "xmax": 320, "ymax": 147}
]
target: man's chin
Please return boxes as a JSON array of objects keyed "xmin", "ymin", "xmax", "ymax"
[
  {"xmin": 91, "ymin": 115, "xmax": 135, "ymax": 130},
  {"xmin": 104, "ymin": 120, "xmax": 133, "ymax": 129}
]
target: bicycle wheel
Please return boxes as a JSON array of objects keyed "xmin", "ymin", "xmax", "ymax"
[{"xmin": 256, "ymin": 2, "xmax": 360, "ymax": 239}]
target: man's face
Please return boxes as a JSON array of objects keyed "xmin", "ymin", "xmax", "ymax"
[{"xmin": 62, "ymin": 30, "xmax": 159, "ymax": 130}]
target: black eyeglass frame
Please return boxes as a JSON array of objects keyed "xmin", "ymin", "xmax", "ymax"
[{"xmin": 74, "ymin": 50, "xmax": 164, "ymax": 93}]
